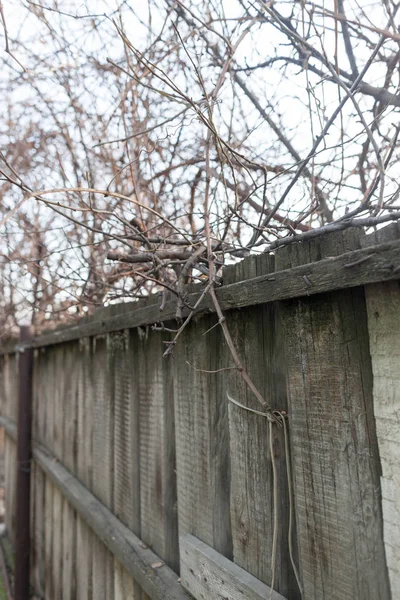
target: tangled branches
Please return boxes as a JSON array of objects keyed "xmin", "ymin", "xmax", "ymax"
[{"xmin": 1, "ymin": 0, "xmax": 400, "ymax": 337}]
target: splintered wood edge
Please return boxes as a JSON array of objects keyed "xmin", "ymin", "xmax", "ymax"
[
  {"xmin": 180, "ymin": 533, "xmax": 288, "ymax": 600},
  {"xmin": 0, "ymin": 415, "xmax": 192, "ymax": 600},
  {"xmin": 1, "ymin": 236, "xmax": 400, "ymax": 353}
]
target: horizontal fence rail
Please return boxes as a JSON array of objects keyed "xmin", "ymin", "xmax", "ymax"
[{"xmin": 1, "ymin": 233, "xmax": 400, "ymax": 353}]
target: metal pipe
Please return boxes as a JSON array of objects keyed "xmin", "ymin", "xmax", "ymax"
[{"xmin": 14, "ymin": 326, "xmax": 33, "ymax": 600}]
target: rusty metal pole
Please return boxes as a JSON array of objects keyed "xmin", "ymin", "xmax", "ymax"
[{"xmin": 14, "ymin": 326, "xmax": 33, "ymax": 600}]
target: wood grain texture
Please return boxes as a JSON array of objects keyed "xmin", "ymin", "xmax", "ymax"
[
  {"xmin": 61, "ymin": 341, "xmax": 78, "ymax": 600},
  {"xmin": 31, "ymin": 461, "xmax": 45, "ymax": 598},
  {"xmin": 4, "ymin": 235, "xmax": 400, "ymax": 350},
  {"xmin": 173, "ymin": 315, "xmax": 232, "ymax": 557},
  {"xmin": 114, "ymin": 557, "xmax": 139, "ymax": 600},
  {"xmin": 277, "ymin": 231, "xmax": 390, "ymax": 600},
  {"xmin": 111, "ymin": 331, "xmax": 140, "ymax": 532},
  {"xmin": 32, "ymin": 348, "xmax": 46, "ymax": 449},
  {"xmin": 91, "ymin": 335, "xmax": 116, "ymax": 600},
  {"xmin": 76, "ymin": 338, "xmax": 93, "ymax": 600},
  {"xmin": 51, "ymin": 483, "xmax": 63, "ymax": 600},
  {"xmin": 0, "ymin": 353, "xmax": 18, "ymax": 420},
  {"xmin": 61, "ymin": 342, "xmax": 79, "ymax": 474},
  {"xmin": 4, "ymin": 434, "xmax": 16, "ymax": 541},
  {"xmin": 62, "ymin": 496, "xmax": 77, "ymax": 600},
  {"xmin": 365, "ymin": 279, "xmax": 400, "ymax": 599},
  {"xmin": 180, "ymin": 534, "xmax": 287, "ymax": 600},
  {"xmin": 44, "ymin": 477, "xmax": 54, "ymax": 600},
  {"xmin": 30, "ymin": 438, "xmax": 191, "ymax": 600},
  {"xmin": 228, "ymin": 304, "xmax": 300, "ymax": 599},
  {"xmin": 1, "ymin": 351, "xmax": 18, "ymax": 543},
  {"xmin": 139, "ymin": 328, "xmax": 179, "ymax": 572},
  {"xmin": 110, "ymin": 331, "xmax": 143, "ymax": 599},
  {"xmin": 76, "ymin": 515, "xmax": 93, "ymax": 600},
  {"xmin": 224, "ymin": 253, "xmax": 299, "ymax": 599}
]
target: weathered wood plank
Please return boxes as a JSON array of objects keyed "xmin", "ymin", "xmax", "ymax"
[
  {"xmin": 62, "ymin": 496, "xmax": 77, "ymax": 600},
  {"xmin": 44, "ymin": 477, "xmax": 54, "ymax": 600},
  {"xmin": 33, "ymin": 348, "xmax": 46, "ymax": 449},
  {"xmin": 139, "ymin": 328, "xmax": 179, "ymax": 572},
  {"xmin": 76, "ymin": 338, "xmax": 93, "ymax": 600},
  {"xmin": 92, "ymin": 335, "xmax": 114, "ymax": 510},
  {"xmin": 92, "ymin": 335, "xmax": 115, "ymax": 599},
  {"xmin": 110, "ymin": 331, "xmax": 142, "ymax": 598},
  {"xmin": 58, "ymin": 341, "xmax": 78, "ymax": 600},
  {"xmin": 276, "ymin": 231, "xmax": 390, "ymax": 599},
  {"xmin": 227, "ymin": 305, "xmax": 300, "ymax": 599},
  {"xmin": 76, "ymin": 515, "xmax": 93, "ymax": 600},
  {"xmin": 52, "ymin": 483, "xmax": 63, "ymax": 600},
  {"xmin": 0, "ymin": 353, "xmax": 18, "ymax": 420},
  {"xmin": 114, "ymin": 557, "xmax": 139, "ymax": 600},
  {"xmin": 91, "ymin": 535, "xmax": 114, "ymax": 600},
  {"xmin": 173, "ymin": 315, "xmax": 232, "ymax": 555},
  {"xmin": 180, "ymin": 534, "xmax": 287, "ymax": 600},
  {"xmin": 42, "ymin": 348, "xmax": 55, "ymax": 454},
  {"xmin": 111, "ymin": 331, "xmax": 140, "ymax": 532},
  {"xmin": 61, "ymin": 342, "xmax": 79, "ymax": 474},
  {"xmin": 4, "ymin": 236, "xmax": 400, "ymax": 350},
  {"xmin": 365, "ymin": 279, "xmax": 400, "ymax": 599},
  {"xmin": 27, "ymin": 437, "xmax": 191, "ymax": 600},
  {"xmin": 224, "ymin": 254, "xmax": 299, "ymax": 598},
  {"xmin": 4, "ymin": 434, "xmax": 16, "ymax": 541},
  {"xmin": 31, "ymin": 461, "xmax": 45, "ymax": 598}
]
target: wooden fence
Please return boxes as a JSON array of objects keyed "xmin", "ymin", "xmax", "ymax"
[{"xmin": 1, "ymin": 223, "xmax": 400, "ymax": 600}]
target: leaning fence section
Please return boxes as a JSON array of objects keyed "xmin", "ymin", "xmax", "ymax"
[{"xmin": 1, "ymin": 224, "xmax": 400, "ymax": 600}]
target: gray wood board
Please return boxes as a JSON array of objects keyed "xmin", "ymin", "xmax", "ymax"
[
  {"xmin": 276, "ymin": 230, "xmax": 390, "ymax": 599},
  {"xmin": 2, "ymin": 235, "xmax": 400, "ymax": 351},
  {"xmin": 138, "ymin": 329, "xmax": 179, "ymax": 572},
  {"xmin": 110, "ymin": 331, "xmax": 143, "ymax": 598},
  {"xmin": 180, "ymin": 533, "xmax": 287, "ymax": 600},
  {"xmin": 173, "ymin": 314, "xmax": 232, "ymax": 556},
  {"xmin": 0, "ymin": 419, "xmax": 193, "ymax": 600},
  {"xmin": 227, "ymin": 304, "xmax": 300, "ymax": 599}
]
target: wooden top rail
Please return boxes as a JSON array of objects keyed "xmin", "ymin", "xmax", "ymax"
[{"xmin": 2, "ymin": 233, "xmax": 400, "ymax": 354}]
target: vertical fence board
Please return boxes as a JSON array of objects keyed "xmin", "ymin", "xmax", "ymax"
[
  {"xmin": 51, "ymin": 346, "xmax": 64, "ymax": 599},
  {"xmin": 111, "ymin": 330, "xmax": 142, "ymax": 599},
  {"xmin": 2, "ymin": 353, "xmax": 18, "ymax": 542},
  {"xmin": 34, "ymin": 349, "xmax": 47, "ymax": 451},
  {"xmin": 62, "ymin": 497, "xmax": 77, "ymax": 600},
  {"xmin": 92, "ymin": 335, "xmax": 115, "ymax": 600},
  {"xmin": 62, "ymin": 343, "xmax": 78, "ymax": 474},
  {"xmin": 31, "ymin": 461, "xmax": 45, "ymax": 598},
  {"xmin": 276, "ymin": 231, "xmax": 390, "ymax": 600},
  {"xmin": 76, "ymin": 338, "xmax": 93, "ymax": 600},
  {"xmin": 60, "ymin": 342, "xmax": 78, "ymax": 600},
  {"xmin": 76, "ymin": 516, "xmax": 93, "ymax": 600},
  {"xmin": 44, "ymin": 478, "xmax": 54, "ymax": 600},
  {"xmin": 31, "ymin": 350, "xmax": 46, "ymax": 597},
  {"xmin": 114, "ymin": 558, "xmax": 138, "ymax": 600},
  {"xmin": 4, "ymin": 434, "xmax": 16, "ymax": 540},
  {"xmin": 173, "ymin": 315, "xmax": 232, "ymax": 557},
  {"xmin": 228, "ymin": 305, "xmax": 299, "ymax": 599},
  {"xmin": 139, "ymin": 328, "xmax": 179, "ymax": 572},
  {"xmin": 365, "ymin": 279, "xmax": 400, "ymax": 598},
  {"xmin": 224, "ymin": 255, "xmax": 299, "ymax": 598},
  {"xmin": 112, "ymin": 331, "xmax": 140, "ymax": 532},
  {"xmin": 52, "ymin": 484, "xmax": 63, "ymax": 600}
]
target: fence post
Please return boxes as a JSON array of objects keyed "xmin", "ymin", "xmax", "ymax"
[{"xmin": 15, "ymin": 326, "xmax": 33, "ymax": 600}]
